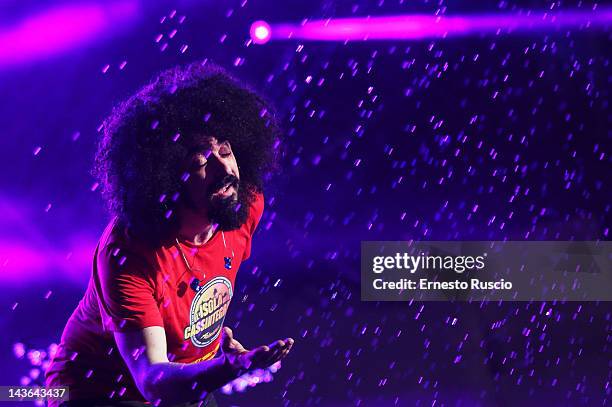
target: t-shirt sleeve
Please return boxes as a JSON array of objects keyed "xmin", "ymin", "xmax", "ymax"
[
  {"xmin": 242, "ymin": 192, "xmax": 265, "ymax": 261},
  {"xmin": 94, "ymin": 241, "xmax": 164, "ymax": 332}
]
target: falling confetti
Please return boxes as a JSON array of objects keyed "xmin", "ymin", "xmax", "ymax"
[{"xmin": 1, "ymin": 0, "xmax": 609, "ymax": 406}]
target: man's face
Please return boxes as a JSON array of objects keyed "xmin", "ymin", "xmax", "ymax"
[{"xmin": 183, "ymin": 137, "xmax": 247, "ymax": 230}]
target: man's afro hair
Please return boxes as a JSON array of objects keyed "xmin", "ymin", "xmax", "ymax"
[{"xmin": 93, "ymin": 61, "xmax": 281, "ymax": 246}]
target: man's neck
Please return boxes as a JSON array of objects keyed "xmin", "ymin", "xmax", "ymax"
[{"xmin": 177, "ymin": 205, "xmax": 216, "ymax": 245}]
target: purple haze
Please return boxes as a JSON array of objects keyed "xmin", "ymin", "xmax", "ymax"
[{"xmin": 0, "ymin": 1, "xmax": 139, "ymax": 69}]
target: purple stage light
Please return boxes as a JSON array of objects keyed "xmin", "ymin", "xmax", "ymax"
[
  {"xmin": 0, "ymin": 196, "xmax": 98, "ymax": 283},
  {"xmin": 250, "ymin": 20, "xmax": 272, "ymax": 44},
  {"xmin": 258, "ymin": 9, "xmax": 611, "ymax": 42},
  {"xmin": 0, "ymin": 239, "xmax": 95, "ymax": 284},
  {"xmin": 0, "ymin": 1, "xmax": 139, "ymax": 69}
]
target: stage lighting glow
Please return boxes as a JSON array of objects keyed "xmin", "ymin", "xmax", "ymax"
[
  {"xmin": 261, "ymin": 9, "xmax": 611, "ymax": 42},
  {"xmin": 0, "ymin": 1, "xmax": 139, "ymax": 69},
  {"xmin": 250, "ymin": 20, "xmax": 272, "ymax": 44}
]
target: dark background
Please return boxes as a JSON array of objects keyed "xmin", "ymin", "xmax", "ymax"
[{"xmin": 0, "ymin": 0, "xmax": 609, "ymax": 406}]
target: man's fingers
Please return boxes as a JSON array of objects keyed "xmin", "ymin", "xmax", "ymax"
[
  {"xmin": 220, "ymin": 327, "xmax": 234, "ymax": 351},
  {"xmin": 278, "ymin": 346, "xmax": 291, "ymax": 360},
  {"xmin": 283, "ymin": 338, "xmax": 294, "ymax": 351},
  {"xmin": 267, "ymin": 339, "xmax": 289, "ymax": 360},
  {"xmin": 249, "ymin": 345, "xmax": 270, "ymax": 363},
  {"xmin": 275, "ymin": 340, "xmax": 294, "ymax": 361},
  {"xmin": 223, "ymin": 327, "xmax": 250, "ymax": 353},
  {"xmin": 223, "ymin": 331, "xmax": 294, "ymax": 371},
  {"xmin": 252, "ymin": 340, "xmax": 281, "ymax": 365},
  {"xmin": 265, "ymin": 340, "xmax": 294, "ymax": 366},
  {"xmin": 253, "ymin": 345, "xmax": 282, "ymax": 368},
  {"xmin": 238, "ymin": 345, "xmax": 266, "ymax": 368},
  {"xmin": 268, "ymin": 339, "xmax": 285, "ymax": 350},
  {"xmin": 267, "ymin": 349, "xmax": 288, "ymax": 366},
  {"xmin": 268, "ymin": 346, "xmax": 283, "ymax": 362},
  {"xmin": 241, "ymin": 338, "xmax": 295, "ymax": 370},
  {"xmin": 253, "ymin": 345, "xmax": 270, "ymax": 355},
  {"xmin": 273, "ymin": 338, "xmax": 294, "ymax": 351},
  {"xmin": 222, "ymin": 326, "xmax": 233, "ymax": 339},
  {"xmin": 266, "ymin": 338, "xmax": 294, "ymax": 362}
]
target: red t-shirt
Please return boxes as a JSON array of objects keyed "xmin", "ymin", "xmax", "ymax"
[{"xmin": 45, "ymin": 194, "xmax": 264, "ymax": 405}]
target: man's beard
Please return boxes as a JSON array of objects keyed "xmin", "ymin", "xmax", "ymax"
[{"xmin": 206, "ymin": 175, "xmax": 249, "ymax": 231}]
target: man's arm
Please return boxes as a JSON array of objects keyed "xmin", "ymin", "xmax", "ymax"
[{"xmin": 114, "ymin": 326, "xmax": 293, "ymax": 406}]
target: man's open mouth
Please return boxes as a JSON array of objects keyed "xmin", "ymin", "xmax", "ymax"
[{"xmin": 213, "ymin": 182, "xmax": 236, "ymax": 197}]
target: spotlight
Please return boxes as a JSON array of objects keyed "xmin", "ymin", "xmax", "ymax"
[
  {"xmin": 265, "ymin": 10, "xmax": 612, "ymax": 42},
  {"xmin": 250, "ymin": 20, "xmax": 271, "ymax": 44}
]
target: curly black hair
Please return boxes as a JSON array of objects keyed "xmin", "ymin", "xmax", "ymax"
[{"xmin": 93, "ymin": 61, "xmax": 280, "ymax": 247}]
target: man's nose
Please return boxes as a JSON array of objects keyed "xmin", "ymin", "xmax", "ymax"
[{"xmin": 209, "ymin": 154, "xmax": 235, "ymax": 177}]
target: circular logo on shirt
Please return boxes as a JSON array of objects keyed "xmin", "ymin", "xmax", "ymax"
[{"xmin": 184, "ymin": 276, "xmax": 233, "ymax": 348}]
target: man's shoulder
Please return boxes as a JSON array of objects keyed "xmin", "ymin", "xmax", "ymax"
[
  {"xmin": 249, "ymin": 192, "xmax": 265, "ymax": 221},
  {"xmin": 244, "ymin": 192, "xmax": 264, "ymax": 232},
  {"xmin": 97, "ymin": 217, "xmax": 158, "ymax": 271}
]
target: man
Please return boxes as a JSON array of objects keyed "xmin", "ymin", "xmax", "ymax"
[{"xmin": 45, "ymin": 61, "xmax": 294, "ymax": 406}]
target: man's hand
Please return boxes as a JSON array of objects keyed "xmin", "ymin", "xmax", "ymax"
[
  {"xmin": 114, "ymin": 326, "xmax": 294, "ymax": 405},
  {"xmin": 220, "ymin": 327, "xmax": 294, "ymax": 372}
]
